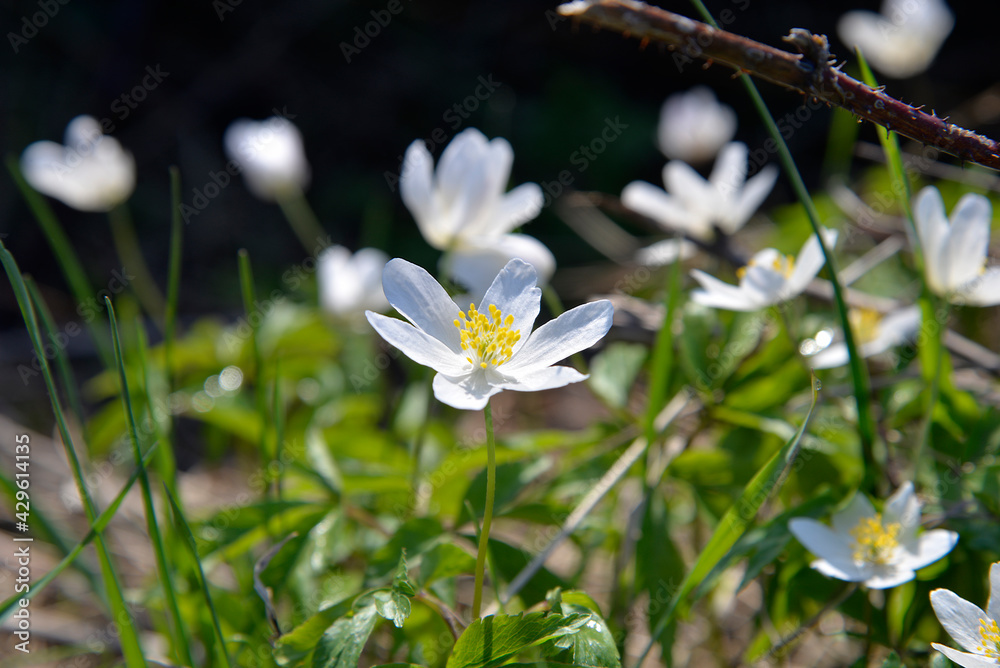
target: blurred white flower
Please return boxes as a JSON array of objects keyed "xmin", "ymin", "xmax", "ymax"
[
  {"xmin": 400, "ymin": 128, "xmax": 543, "ymax": 250},
  {"xmin": 838, "ymin": 0, "xmax": 954, "ymax": 79},
  {"xmin": 690, "ymin": 229, "xmax": 837, "ymax": 311},
  {"xmin": 636, "ymin": 238, "xmax": 699, "ymax": 267},
  {"xmin": 913, "ymin": 186, "xmax": 1000, "ymax": 306},
  {"xmin": 807, "ymin": 305, "xmax": 921, "ymax": 369},
  {"xmin": 365, "ymin": 258, "xmax": 612, "ymax": 410},
  {"xmin": 446, "ymin": 234, "xmax": 556, "ymax": 303},
  {"xmin": 930, "ymin": 562, "xmax": 1000, "ymax": 667},
  {"xmin": 318, "ymin": 245, "xmax": 389, "ymax": 324},
  {"xmin": 224, "ymin": 116, "xmax": 310, "ymax": 201},
  {"xmin": 789, "ymin": 482, "xmax": 958, "ymax": 589},
  {"xmin": 20, "ymin": 115, "xmax": 135, "ymax": 212},
  {"xmin": 658, "ymin": 86, "xmax": 737, "ymax": 164},
  {"xmin": 621, "ymin": 142, "xmax": 778, "ymax": 241}
]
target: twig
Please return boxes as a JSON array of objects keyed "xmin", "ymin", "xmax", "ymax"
[{"xmin": 557, "ymin": 0, "xmax": 1000, "ymax": 171}]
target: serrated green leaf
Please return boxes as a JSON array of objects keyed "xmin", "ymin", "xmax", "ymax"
[
  {"xmin": 312, "ymin": 602, "xmax": 379, "ymax": 668},
  {"xmin": 374, "ymin": 589, "xmax": 411, "ymax": 629},
  {"xmin": 394, "ymin": 552, "xmax": 417, "ymax": 597},
  {"xmin": 446, "ymin": 612, "xmax": 589, "ymax": 668}
]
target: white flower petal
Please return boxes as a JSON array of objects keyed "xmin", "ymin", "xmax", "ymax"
[
  {"xmin": 449, "ymin": 234, "xmax": 555, "ymax": 301},
  {"xmin": 223, "ymin": 116, "xmax": 310, "ymax": 200},
  {"xmin": 809, "ymin": 342, "xmax": 850, "ymax": 369},
  {"xmin": 365, "ymin": 312, "xmax": 468, "ymax": 376},
  {"xmin": 381, "ymin": 259, "xmax": 463, "ymax": 351},
  {"xmin": 504, "ymin": 300, "xmax": 613, "ymax": 373},
  {"xmin": 931, "ymin": 643, "xmax": 998, "ymax": 668},
  {"xmin": 724, "ymin": 164, "xmax": 778, "ymax": 235},
  {"xmin": 478, "ymin": 259, "xmax": 543, "ymax": 348},
  {"xmin": 989, "ymin": 562, "xmax": 1000, "ymax": 625},
  {"xmin": 432, "ymin": 370, "xmax": 504, "ymax": 410},
  {"xmin": 621, "ymin": 180, "xmax": 703, "ymax": 238},
  {"xmin": 884, "ymin": 482, "xmax": 919, "ymax": 527},
  {"xmin": 831, "ymin": 492, "xmax": 876, "ymax": 536},
  {"xmin": 741, "ymin": 264, "xmax": 787, "ymax": 306},
  {"xmin": 690, "ymin": 269, "xmax": 760, "ymax": 311},
  {"xmin": 957, "ymin": 268, "xmax": 1000, "ymax": 307},
  {"xmin": 486, "ymin": 183, "xmax": 545, "ymax": 237},
  {"xmin": 708, "ymin": 142, "xmax": 748, "ymax": 199},
  {"xmin": 784, "ymin": 228, "xmax": 837, "ymax": 298},
  {"xmin": 636, "ymin": 238, "xmax": 698, "ymax": 266},
  {"xmin": 664, "ymin": 161, "xmax": 714, "ymax": 236},
  {"xmin": 914, "ymin": 186, "xmax": 951, "ymax": 293},
  {"xmin": 499, "ymin": 365, "xmax": 588, "ymax": 392},
  {"xmin": 931, "ymin": 588, "xmax": 993, "ymax": 655},
  {"xmin": 897, "ymin": 529, "xmax": 958, "ymax": 572},
  {"xmin": 400, "ymin": 140, "xmax": 439, "ymax": 245},
  {"xmin": 788, "ymin": 518, "xmax": 868, "ymax": 581},
  {"xmin": 941, "ymin": 193, "xmax": 992, "ymax": 292},
  {"xmin": 658, "ymin": 86, "xmax": 737, "ymax": 163},
  {"xmin": 864, "ymin": 566, "xmax": 916, "ymax": 589}
]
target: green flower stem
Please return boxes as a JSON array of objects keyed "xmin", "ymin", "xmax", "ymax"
[
  {"xmin": 913, "ymin": 297, "xmax": 948, "ymax": 480},
  {"xmin": 107, "ymin": 204, "xmax": 166, "ymax": 326},
  {"xmin": 689, "ymin": 0, "xmax": 876, "ymax": 492},
  {"xmin": 471, "ymin": 400, "xmax": 497, "ymax": 620},
  {"xmin": 275, "ymin": 188, "xmax": 329, "ymax": 255}
]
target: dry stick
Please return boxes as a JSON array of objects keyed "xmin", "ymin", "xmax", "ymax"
[{"xmin": 557, "ymin": 0, "xmax": 1000, "ymax": 171}]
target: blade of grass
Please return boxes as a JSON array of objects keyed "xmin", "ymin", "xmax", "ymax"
[
  {"xmin": 0, "ymin": 443, "xmax": 159, "ymax": 620},
  {"xmin": 632, "ymin": 379, "xmax": 820, "ymax": 667},
  {"xmin": 164, "ymin": 166, "xmax": 183, "ymax": 443},
  {"xmin": 643, "ymin": 243, "xmax": 683, "ymax": 443},
  {"xmin": 106, "ymin": 298, "xmax": 193, "ymax": 668},
  {"xmin": 0, "ymin": 239, "xmax": 147, "ymax": 668},
  {"xmin": 6, "ymin": 154, "xmax": 115, "ymax": 371},
  {"xmin": 238, "ymin": 250, "xmax": 273, "ymax": 498},
  {"xmin": 24, "ymin": 276, "xmax": 87, "ymax": 434},
  {"xmin": 107, "ymin": 204, "xmax": 166, "ymax": 327},
  {"xmin": 687, "ymin": 0, "xmax": 876, "ymax": 493},
  {"xmin": 135, "ymin": 316, "xmax": 178, "ymax": 495},
  {"xmin": 164, "ymin": 484, "xmax": 234, "ymax": 668}
]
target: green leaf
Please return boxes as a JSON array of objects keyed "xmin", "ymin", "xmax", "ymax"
[
  {"xmin": 543, "ymin": 590, "xmax": 619, "ymax": 668},
  {"xmin": 418, "ymin": 543, "xmax": 476, "ymax": 587},
  {"xmin": 273, "ymin": 597, "xmax": 359, "ymax": 665},
  {"xmin": 588, "ymin": 342, "xmax": 646, "ymax": 408},
  {"xmin": 374, "ymin": 589, "xmax": 411, "ymax": 629},
  {"xmin": 312, "ymin": 602, "xmax": 379, "ymax": 668},
  {"xmin": 879, "ymin": 651, "xmax": 904, "ymax": 668},
  {"xmin": 446, "ymin": 612, "xmax": 589, "ymax": 668}
]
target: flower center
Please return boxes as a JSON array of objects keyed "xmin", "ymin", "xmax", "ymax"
[
  {"xmin": 848, "ymin": 308, "xmax": 883, "ymax": 345},
  {"xmin": 849, "ymin": 513, "xmax": 902, "ymax": 564},
  {"xmin": 736, "ymin": 253, "xmax": 796, "ymax": 280},
  {"xmin": 454, "ymin": 303, "xmax": 521, "ymax": 369},
  {"xmin": 978, "ymin": 618, "xmax": 1000, "ymax": 658}
]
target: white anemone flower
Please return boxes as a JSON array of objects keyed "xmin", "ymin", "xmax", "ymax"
[
  {"xmin": 807, "ymin": 305, "xmax": 922, "ymax": 369},
  {"xmin": 657, "ymin": 86, "xmax": 737, "ymax": 164},
  {"xmin": 365, "ymin": 258, "xmax": 613, "ymax": 410},
  {"xmin": 789, "ymin": 482, "xmax": 958, "ymax": 589},
  {"xmin": 224, "ymin": 116, "xmax": 311, "ymax": 201},
  {"xmin": 447, "ymin": 234, "xmax": 556, "ymax": 303},
  {"xmin": 930, "ymin": 562, "xmax": 1000, "ymax": 667},
  {"xmin": 636, "ymin": 238, "xmax": 699, "ymax": 267},
  {"xmin": 838, "ymin": 0, "xmax": 954, "ymax": 79},
  {"xmin": 690, "ymin": 229, "xmax": 838, "ymax": 311},
  {"xmin": 318, "ymin": 246, "xmax": 390, "ymax": 325},
  {"xmin": 20, "ymin": 115, "xmax": 135, "ymax": 212},
  {"xmin": 913, "ymin": 186, "xmax": 1000, "ymax": 306},
  {"xmin": 621, "ymin": 142, "xmax": 778, "ymax": 241},
  {"xmin": 400, "ymin": 128, "xmax": 544, "ymax": 251}
]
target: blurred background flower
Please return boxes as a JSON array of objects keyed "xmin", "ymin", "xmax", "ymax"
[
  {"xmin": 317, "ymin": 244, "xmax": 389, "ymax": 327},
  {"xmin": 20, "ymin": 115, "xmax": 135, "ymax": 212},
  {"xmin": 657, "ymin": 86, "xmax": 737, "ymax": 164},
  {"xmin": 837, "ymin": 0, "xmax": 955, "ymax": 78},
  {"xmin": 224, "ymin": 115, "xmax": 311, "ymax": 201}
]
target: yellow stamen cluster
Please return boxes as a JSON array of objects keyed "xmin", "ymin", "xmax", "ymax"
[
  {"xmin": 454, "ymin": 303, "xmax": 521, "ymax": 369},
  {"xmin": 736, "ymin": 253, "xmax": 796, "ymax": 280},
  {"xmin": 850, "ymin": 513, "xmax": 902, "ymax": 564},
  {"xmin": 977, "ymin": 618, "xmax": 1000, "ymax": 658},
  {"xmin": 849, "ymin": 308, "xmax": 883, "ymax": 344}
]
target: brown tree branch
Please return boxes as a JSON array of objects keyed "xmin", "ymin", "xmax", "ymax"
[{"xmin": 558, "ymin": 0, "xmax": 1000, "ymax": 171}]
